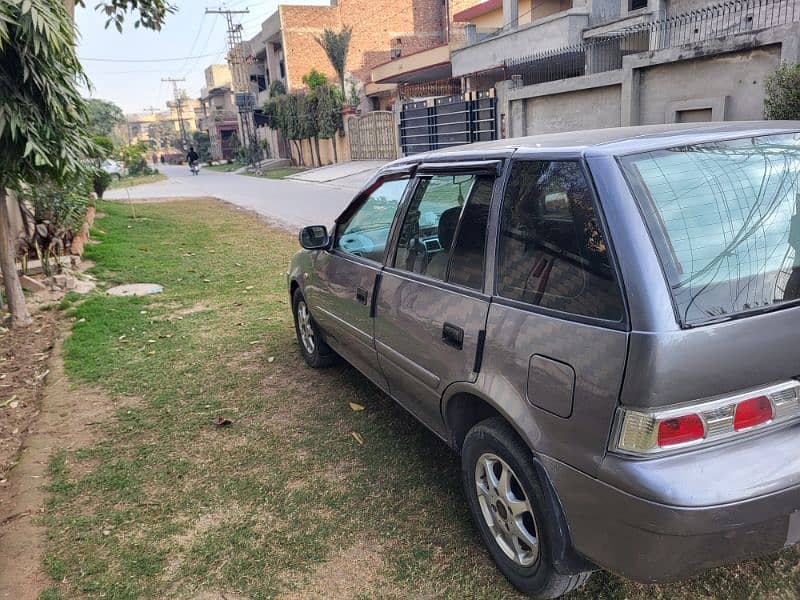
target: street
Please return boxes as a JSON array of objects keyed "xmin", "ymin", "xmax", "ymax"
[{"xmin": 104, "ymin": 163, "xmax": 380, "ymax": 231}]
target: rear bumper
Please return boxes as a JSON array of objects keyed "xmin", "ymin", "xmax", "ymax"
[{"xmin": 541, "ymin": 455, "xmax": 800, "ymax": 583}]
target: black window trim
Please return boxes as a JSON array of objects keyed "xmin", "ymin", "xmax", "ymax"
[
  {"xmin": 385, "ymin": 164, "xmax": 505, "ymax": 293},
  {"xmin": 491, "ymin": 156, "xmax": 630, "ymax": 331}
]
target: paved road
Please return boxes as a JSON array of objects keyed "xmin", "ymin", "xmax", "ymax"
[{"xmin": 105, "ymin": 164, "xmax": 380, "ymax": 231}]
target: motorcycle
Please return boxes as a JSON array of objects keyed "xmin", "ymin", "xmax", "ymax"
[{"xmin": 189, "ymin": 161, "xmax": 200, "ymax": 176}]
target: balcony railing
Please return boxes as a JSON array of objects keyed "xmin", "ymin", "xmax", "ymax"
[{"xmin": 505, "ymin": 0, "xmax": 799, "ymax": 86}]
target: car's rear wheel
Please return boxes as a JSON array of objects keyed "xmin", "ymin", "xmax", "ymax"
[
  {"xmin": 462, "ymin": 417, "xmax": 591, "ymax": 599},
  {"xmin": 292, "ymin": 289, "xmax": 336, "ymax": 368}
]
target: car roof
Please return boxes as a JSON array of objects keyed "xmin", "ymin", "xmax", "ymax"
[{"xmin": 388, "ymin": 121, "xmax": 800, "ymax": 167}]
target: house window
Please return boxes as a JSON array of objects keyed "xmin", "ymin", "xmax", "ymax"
[
  {"xmin": 629, "ymin": 0, "xmax": 647, "ymax": 10},
  {"xmin": 279, "ymin": 60, "xmax": 286, "ymax": 79}
]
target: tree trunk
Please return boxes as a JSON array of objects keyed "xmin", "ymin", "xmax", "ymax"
[
  {"xmin": 314, "ymin": 137, "xmax": 322, "ymax": 167},
  {"xmin": 0, "ymin": 189, "xmax": 32, "ymax": 327},
  {"xmin": 293, "ymin": 141, "xmax": 305, "ymax": 167},
  {"xmin": 331, "ymin": 136, "xmax": 338, "ymax": 164}
]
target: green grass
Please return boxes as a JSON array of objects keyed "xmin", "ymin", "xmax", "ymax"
[
  {"xmin": 244, "ymin": 167, "xmax": 307, "ymax": 180},
  {"xmin": 108, "ymin": 173, "xmax": 167, "ymax": 190},
  {"xmin": 40, "ymin": 199, "xmax": 800, "ymax": 599},
  {"xmin": 204, "ymin": 162, "xmax": 243, "ymax": 173}
]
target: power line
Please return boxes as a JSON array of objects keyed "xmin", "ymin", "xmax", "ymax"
[{"xmin": 79, "ymin": 52, "xmax": 221, "ymax": 63}]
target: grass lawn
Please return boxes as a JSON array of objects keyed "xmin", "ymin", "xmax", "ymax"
[
  {"xmin": 204, "ymin": 162, "xmax": 244, "ymax": 173},
  {"xmin": 244, "ymin": 167, "xmax": 307, "ymax": 180},
  {"xmin": 40, "ymin": 198, "xmax": 800, "ymax": 599},
  {"xmin": 108, "ymin": 173, "xmax": 167, "ymax": 190}
]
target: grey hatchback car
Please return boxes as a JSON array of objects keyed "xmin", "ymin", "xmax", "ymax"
[{"xmin": 288, "ymin": 122, "xmax": 800, "ymax": 598}]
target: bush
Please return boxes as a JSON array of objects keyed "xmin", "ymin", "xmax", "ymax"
[
  {"xmin": 93, "ymin": 169, "xmax": 112, "ymax": 198},
  {"xmin": 118, "ymin": 142, "xmax": 153, "ymax": 176},
  {"xmin": 764, "ymin": 62, "xmax": 800, "ymax": 120}
]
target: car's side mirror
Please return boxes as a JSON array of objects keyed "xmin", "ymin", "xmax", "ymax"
[{"xmin": 299, "ymin": 225, "xmax": 330, "ymax": 250}]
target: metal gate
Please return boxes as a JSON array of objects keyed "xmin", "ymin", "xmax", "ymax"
[
  {"xmin": 347, "ymin": 111, "xmax": 397, "ymax": 160},
  {"xmin": 399, "ymin": 89, "xmax": 496, "ymax": 155}
]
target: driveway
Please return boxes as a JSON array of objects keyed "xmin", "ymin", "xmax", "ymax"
[{"xmin": 104, "ymin": 163, "xmax": 381, "ymax": 231}]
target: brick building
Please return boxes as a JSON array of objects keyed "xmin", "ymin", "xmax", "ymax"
[{"xmin": 245, "ymin": 0, "xmax": 476, "ymax": 109}]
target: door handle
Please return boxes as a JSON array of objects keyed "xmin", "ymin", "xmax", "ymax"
[
  {"xmin": 442, "ymin": 322, "xmax": 464, "ymax": 350},
  {"xmin": 356, "ymin": 287, "xmax": 369, "ymax": 305}
]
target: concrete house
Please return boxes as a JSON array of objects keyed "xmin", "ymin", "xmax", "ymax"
[
  {"xmin": 444, "ymin": 0, "xmax": 800, "ymax": 140},
  {"xmin": 198, "ymin": 65, "xmax": 239, "ymax": 161}
]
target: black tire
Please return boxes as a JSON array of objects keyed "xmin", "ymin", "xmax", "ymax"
[
  {"xmin": 462, "ymin": 417, "xmax": 591, "ymax": 599},
  {"xmin": 292, "ymin": 289, "xmax": 336, "ymax": 368}
]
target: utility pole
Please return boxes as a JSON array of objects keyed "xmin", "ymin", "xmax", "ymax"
[
  {"xmin": 206, "ymin": 7, "xmax": 258, "ymax": 166},
  {"xmin": 161, "ymin": 77, "xmax": 189, "ymax": 149}
]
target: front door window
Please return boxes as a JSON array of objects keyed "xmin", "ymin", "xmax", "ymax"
[{"xmin": 334, "ymin": 178, "xmax": 409, "ymax": 262}]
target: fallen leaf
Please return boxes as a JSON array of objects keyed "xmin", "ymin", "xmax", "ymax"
[
  {"xmin": 118, "ymin": 335, "xmax": 126, "ymax": 340},
  {"xmin": 235, "ymin": 262, "xmax": 242, "ymax": 267},
  {"xmin": 267, "ymin": 356, "xmax": 275, "ymax": 363},
  {"xmin": 77, "ymin": 318, "xmax": 86, "ymax": 323},
  {"xmin": 147, "ymin": 339, "xmax": 156, "ymax": 344},
  {"xmin": 349, "ymin": 402, "xmax": 365, "ymax": 412},
  {"xmin": 140, "ymin": 310, "xmax": 148, "ymax": 315},
  {"xmin": 351, "ymin": 431, "xmax": 364, "ymax": 445},
  {"xmin": 245, "ymin": 285, "xmax": 254, "ymax": 290},
  {"xmin": 213, "ymin": 416, "xmax": 233, "ymax": 427},
  {"xmin": 208, "ymin": 250, "xmax": 216, "ymax": 254},
  {"xmin": 0, "ymin": 395, "xmax": 17, "ymax": 408},
  {"xmin": 146, "ymin": 351, "xmax": 156, "ymax": 356},
  {"xmin": 102, "ymin": 530, "xmax": 110, "ymax": 536},
  {"xmin": 249, "ymin": 340, "xmax": 260, "ymax": 345},
  {"xmin": 203, "ymin": 279, "xmax": 211, "ymax": 283},
  {"xmin": 9, "ymin": 400, "xmax": 19, "ymax": 409}
]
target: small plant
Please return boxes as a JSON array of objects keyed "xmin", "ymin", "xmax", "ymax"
[
  {"xmin": 269, "ymin": 79, "xmax": 286, "ymax": 97},
  {"xmin": 764, "ymin": 62, "xmax": 800, "ymax": 120},
  {"xmin": 348, "ymin": 78, "xmax": 361, "ymax": 108},
  {"xmin": 93, "ymin": 169, "xmax": 112, "ymax": 198},
  {"xmin": 118, "ymin": 142, "xmax": 153, "ymax": 176},
  {"xmin": 302, "ymin": 68, "xmax": 329, "ymax": 91}
]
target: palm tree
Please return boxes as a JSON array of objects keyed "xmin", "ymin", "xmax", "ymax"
[{"xmin": 314, "ymin": 27, "xmax": 353, "ymax": 96}]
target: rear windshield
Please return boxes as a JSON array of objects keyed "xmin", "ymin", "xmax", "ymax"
[{"xmin": 621, "ymin": 132, "xmax": 800, "ymax": 325}]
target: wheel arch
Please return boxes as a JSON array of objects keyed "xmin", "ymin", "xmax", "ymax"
[{"xmin": 442, "ymin": 384, "xmax": 595, "ymax": 576}]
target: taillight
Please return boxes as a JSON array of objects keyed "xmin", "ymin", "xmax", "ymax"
[
  {"xmin": 733, "ymin": 396, "xmax": 773, "ymax": 431},
  {"xmin": 615, "ymin": 381, "xmax": 800, "ymax": 456},
  {"xmin": 657, "ymin": 414, "xmax": 704, "ymax": 447}
]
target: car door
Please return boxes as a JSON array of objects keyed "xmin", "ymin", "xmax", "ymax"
[
  {"xmin": 374, "ymin": 162, "xmax": 500, "ymax": 437},
  {"xmin": 307, "ymin": 175, "xmax": 411, "ymax": 391},
  {"xmin": 482, "ymin": 158, "xmax": 629, "ymax": 475}
]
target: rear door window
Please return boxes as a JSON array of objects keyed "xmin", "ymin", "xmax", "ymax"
[
  {"xmin": 496, "ymin": 160, "xmax": 624, "ymax": 321},
  {"xmin": 620, "ymin": 132, "xmax": 800, "ymax": 325}
]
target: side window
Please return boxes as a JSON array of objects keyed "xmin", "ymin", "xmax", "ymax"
[
  {"xmin": 394, "ymin": 173, "xmax": 493, "ymax": 290},
  {"xmin": 335, "ymin": 178, "xmax": 409, "ymax": 262},
  {"xmin": 496, "ymin": 161, "xmax": 624, "ymax": 320}
]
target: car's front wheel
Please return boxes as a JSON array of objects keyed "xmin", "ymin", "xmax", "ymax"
[
  {"xmin": 462, "ymin": 417, "xmax": 591, "ymax": 598},
  {"xmin": 292, "ymin": 289, "xmax": 336, "ymax": 368}
]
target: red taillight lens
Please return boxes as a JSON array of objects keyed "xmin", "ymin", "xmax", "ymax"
[
  {"xmin": 657, "ymin": 414, "xmax": 704, "ymax": 447},
  {"xmin": 734, "ymin": 396, "xmax": 773, "ymax": 431}
]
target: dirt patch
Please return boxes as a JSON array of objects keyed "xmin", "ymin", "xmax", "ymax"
[
  {"xmin": 0, "ymin": 312, "xmax": 61, "ymax": 485},
  {"xmin": 281, "ymin": 538, "xmax": 390, "ymax": 600},
  {"xmin": 152, "ymin": 301, "xmax": 211, "ymax": 322},
  {"xmin": 0, "ymin": 338, "xmax": 126, "ymax": 600}
]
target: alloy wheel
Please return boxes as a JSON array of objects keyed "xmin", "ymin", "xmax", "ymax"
[
  {"xmin": 475, "ymin": 452, "xmax": 540, "ymax": 567},
  {"xmin": 296, "ymin": 300, "xmax": 315, "ymax": 355}
]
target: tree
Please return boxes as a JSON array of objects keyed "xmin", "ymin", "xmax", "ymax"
[
  {"xmin": 148, "ymin": 119, "xmax": 180, "ymax": 150},
  {"xmin": 192, "ymin": 131, "xmax": 211, "ymax": 162},
  {"xmin": 302, "ymin": 68, "xmax": 329, "ymax": 92},
  {"xmin": 0, "ymin": 0, "xmax": 174, "ymax": 327},
  {"xmin": 764, "ymin": 63, "xmax": 800, "ymax": 120},
  {"xmin": 85, "ymin": 98, "xmax": 125, "ymax": 136},
  {"xmin": 76, "ymin": 0, "xmax": 176, "ymax": 31},
  {"xmin": 314, "ymin": 27, "xmax": 352, "ymax": 96},
  {"xmin": 316, "ymin": 85, "xmax": 343, "ymax": 163}
]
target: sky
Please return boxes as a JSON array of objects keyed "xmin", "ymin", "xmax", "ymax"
[{"xmin": 76, "ymin": 0, "xmax": 328, "ymax": 115}]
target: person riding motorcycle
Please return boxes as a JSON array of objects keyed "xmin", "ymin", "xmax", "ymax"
[{"xmin": 186, "ymin": 147, "xmax": 199, "ymax": 166}]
